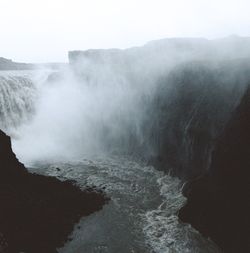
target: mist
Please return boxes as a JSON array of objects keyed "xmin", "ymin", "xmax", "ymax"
[
  {"xmin": 1, "ymin": 0, "xmax": 250, "ymax": 252},
  {"xmin": 3, "ymin": 36, "xmax": 248, "ymax": 166}
]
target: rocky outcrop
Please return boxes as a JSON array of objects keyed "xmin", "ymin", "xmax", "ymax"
[
  {"xmin": 0, "ymin": 130, "xmax": 108, "ymax": 253},
  {"xmin": 178, "ymin": 87, "xmax": 250, "ymax": 252}
]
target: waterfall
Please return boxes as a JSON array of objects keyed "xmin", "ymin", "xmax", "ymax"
[
  {"xmin": 2, "ymin": 38, "xmax": 250, "ymax": 179},
  {"xmin": 0, "ymin": 73, "xmax": 37, "ymax": 131}
]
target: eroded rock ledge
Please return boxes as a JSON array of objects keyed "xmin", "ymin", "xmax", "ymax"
[
  {"xmin": 179, "ymin": 87, "xmax": 250, "ymax": 252},
  {"xmin": 0, "ymin": 130, "xmax": 108, "ymax": 253}
]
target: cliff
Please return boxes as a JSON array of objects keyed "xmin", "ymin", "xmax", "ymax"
[
  {"xmin": 0, "ymin": 130, "xmax": 108, "ymax": 253},
  {"xmin": 179, "ymin": 87, "xmax": 250, "ymax": 252},
  {"xmin": 148, "ymin": 59, "xmax": 250, "ymax": 179}
]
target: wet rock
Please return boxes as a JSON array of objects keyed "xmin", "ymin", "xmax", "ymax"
[{"xmin": 148, "ymin": 59, "xmax": 250, "ymax": 179}]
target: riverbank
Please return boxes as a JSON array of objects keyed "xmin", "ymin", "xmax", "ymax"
[{"xmin": 0, "ymin": 130, "xmax": 108, "ymax": 253}]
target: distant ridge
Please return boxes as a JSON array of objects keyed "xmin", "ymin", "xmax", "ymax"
[
  {"xmin": 0, "ymin": 57, "xmax": 66, "ymax": 70},
  {"xmin": 0, "ymin": 57, "xmax": 35, "ymax": 70},
  {"xmin": 68, "ymin": 36, "xmax": 250, "ymax": 64}
]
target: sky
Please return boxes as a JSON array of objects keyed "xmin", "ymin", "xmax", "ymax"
[{"xmin": 0, "ymin": 0, "xmax": 250, "ymax": 63}]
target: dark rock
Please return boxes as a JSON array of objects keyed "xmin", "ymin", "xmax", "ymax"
[
  {"xmin": 179, "ymin": 87, "xmax": 250, "ymax": 252},
  {"xmin": 147, "ymin": 59, "xmax": 250, "ymax": 179},
  {"xmin": 0, "ymin": 130, "xmax": 108, "ymax": 253}
]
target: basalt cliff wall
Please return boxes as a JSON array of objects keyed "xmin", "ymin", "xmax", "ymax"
[{"xmin": 179, "ymin": 87, "xmax": 250, "ymax": 252}]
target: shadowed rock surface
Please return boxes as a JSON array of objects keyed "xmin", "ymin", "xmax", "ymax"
[
  {"xmin": 179, "ymin": 87, "xmax": 250, "ymax": 252},
  {"xmin": 0, "ymin": 130, "xmax": 108, "ymax": 253},
  {"xmin": 147, "ymin": 59, "xmax": 250, "ymax": 179}
]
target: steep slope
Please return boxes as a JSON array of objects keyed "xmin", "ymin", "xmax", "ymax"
[
  {"xmin": 179, "ymin": 87, "xmax": 250, "ymax": 252},
  {"xmin": 147, "ymin": 59, "xmax": 250, "ymax": 179}
]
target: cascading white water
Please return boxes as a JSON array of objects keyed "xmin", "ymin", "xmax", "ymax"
[
  {"xmin": 32, "ymin": 156, "xmax": 220, "ymax": 253},
  {"xmin": 0, "ymin": 68, "xmax": 222, "ymax": 253},
  {"xmin": 2, "ymin": 38, "xmax": 250, "ymax": 252},
  {"xmin": 0, "ymin": 73, "xmax": 37, "ymax": 132},
  {"xmin": 10, "ymin": 53, "xmax": 173, "ymax": 165},
  {"xmin": 8, "ymin": 38, "xmax": 250, "ymax": 166},
  {"xmin": 0, "ymin": 67, "xmax": 224, "ymax": 252}
]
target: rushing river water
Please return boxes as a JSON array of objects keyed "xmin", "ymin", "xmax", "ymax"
[
  {"xmin": 29, "ymin": 156, "xmax": 221, "ymax": 253},
  {"xmin": 0, "ymin": 70, "xmax": 222, "ymax": 252}
]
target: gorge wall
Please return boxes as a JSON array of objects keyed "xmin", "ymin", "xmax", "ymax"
[
  {"xmin": 69, "ymin": 39, "xmax": 250, "ymax": 180},
  {"xmin": 68, "ymin": 38, "xmax": 250, "ymax": 252},
  {"xmin": 0, "ymin": 37, "xmax": 250, "ymax": 252},
  {"xmin": 179, "ymin": 87, "xmax": 250, "ymax": 252}
]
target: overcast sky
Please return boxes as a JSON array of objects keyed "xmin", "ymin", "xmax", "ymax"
[{"xmin": 0, "ymin": 0, "xmax": 250, "ymax": 63}]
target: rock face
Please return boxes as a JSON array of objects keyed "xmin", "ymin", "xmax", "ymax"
[
  {"xmin": 0, "ymin": 130, "xmax": 108, "ymax": 253},
  {"xmin": 147, "ymin": 59, "xmax": 250, "ymax": 179},
  {"xmin": 179, "ymin": 87, "xmax": 250, "ymax": 252}
]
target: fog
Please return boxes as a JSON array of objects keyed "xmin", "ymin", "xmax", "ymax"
[
  {"xmin": 0, "ymin": 0, "xmax": 250, "ymax": 62},
  {"xmin": 6, "ymin": 37, "xmax": 249, "ymax": 165}
]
